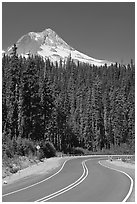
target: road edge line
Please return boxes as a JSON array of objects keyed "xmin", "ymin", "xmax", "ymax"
[
  {"xmin": 2, "ymin": 157, "xmax": 71, "ymax": 197},
  {"xmin": 98, "ymin": 160, "xmax": 134, "ymax": 202}
]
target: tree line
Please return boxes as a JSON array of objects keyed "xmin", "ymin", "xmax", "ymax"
[{"xmin": 2, "ymin": 44, "xmax": 135, "ymax": 157}]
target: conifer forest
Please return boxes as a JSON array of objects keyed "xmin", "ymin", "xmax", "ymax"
[{"xmin": 2, "ymin": 45, "xmax": 135, "ymax": 159}]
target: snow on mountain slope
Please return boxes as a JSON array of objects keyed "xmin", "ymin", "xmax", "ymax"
[{"xmin": 5, "ymin": 28, "xmax": 112, "ymax": 66}]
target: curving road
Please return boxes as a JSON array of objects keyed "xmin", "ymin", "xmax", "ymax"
[{"xmin": 2, "ymin": 156, "xmax": 132, "ymax": 202}]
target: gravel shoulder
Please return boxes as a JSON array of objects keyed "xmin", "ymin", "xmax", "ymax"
[
  {"xmin": 2, "ymin": 157, "xmax": 69, "ymax": 186},
  {"xmin": 100, "ymin": 159, "xmax": 135, "ymax": 202}
]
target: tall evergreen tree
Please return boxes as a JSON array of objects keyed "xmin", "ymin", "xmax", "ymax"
[
  {"xmin": 6, "ymin": 44, "xmax": 20, "ymax": 139},
  {"xmin": 91, "ymin": 76, "xmax": 105, "ymax": 150}
]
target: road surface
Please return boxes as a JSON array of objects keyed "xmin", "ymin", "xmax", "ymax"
[{"xmin": 2, "ymin": 156, "xmax": 132, "ymax": 202}]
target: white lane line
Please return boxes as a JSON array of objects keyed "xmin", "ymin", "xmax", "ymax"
[
  {"xmin": 98, "ymin": 160, "xmax": 134, "ymax": 202},
  {"xmin": 2, "ymin": 158, "xmax": 71, "ymax": 197},
  {"xmin": 2, "ymin": 155, "xmax": 130, "ymax": 197},
  {"xmin": 35, "ymin": 159, "xmax": 90, "ymax": 202},
  {"xmin": 35, "ymin": 160, "xmax": 87, "ymax": 202}
]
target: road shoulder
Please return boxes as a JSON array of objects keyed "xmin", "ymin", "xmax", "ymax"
[{"xmin": 2, "ymin": 157, "xmax": 69, "ymax": 186}]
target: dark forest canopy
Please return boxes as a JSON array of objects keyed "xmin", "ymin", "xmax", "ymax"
[{"xmin": 2, "ymin": 45, "xmax": 135, "ymax": 156}]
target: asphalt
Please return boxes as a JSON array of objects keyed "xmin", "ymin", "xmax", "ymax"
[{"xmin": 2, "ymin": 156, "xmax": 131, "ymax": 202}]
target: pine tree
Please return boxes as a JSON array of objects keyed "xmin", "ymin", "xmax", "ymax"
[
  {"xmin": 41, "ymin": 75, "xmax": 55, "ymax": 141},
  {"xmin": 7, "ymin": 44, "xmax": 20, "ymax": 140},
  {"xmin": 91, "ymin": 76, "xmax": 105, "ymax": 151},
  {"xmin": 21, "ymin": 56, "xmax": 43, "ymax": 140},
  {"xmin": 2, "ymin": 54, "xmax": 9, "ymax": 133}
]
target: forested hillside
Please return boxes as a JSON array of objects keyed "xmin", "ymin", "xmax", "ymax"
[{"xmin": 2, "ymin": 45, "xmax": 135, "ymax": 159}]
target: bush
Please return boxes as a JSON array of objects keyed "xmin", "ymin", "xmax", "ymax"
[
  {"xmin": 40, "ymin": 141, "xmax": 56, "ymax": 158},
  {"xmin": 9, "ymin": 164, "xmax": 20, "ymax": 174},
  {"xmin": 71, "ymin": 147, "xmax": 85, "ymax": 155},
  {"xmin": 16, "ymin": 138, "xmax": 36, "ymax": 156},
  {"xmin": 108, "ymin": 143, "xmax": 132, "ymax": 155},
  {"xmin": 85, "ymin": 143, "xmax": 134, "ymax": 155},
  {"xmin": 3, "ymin": 137, "xmax": 36, "ymax": 158},
  {"xmin": 121, "ymin": 157, "xmax": 127, "ymax": 162},
  {"xmin": 3, "ymin": 139, "xmax": 16, "ymax": 158}
]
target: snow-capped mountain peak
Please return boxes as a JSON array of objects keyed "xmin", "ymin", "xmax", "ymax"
[
  {"xmin": 4, "ymin": 28, "xmax": 112, "ymax": 66},
  {"xmin": 27, "ymin": 28, "xmax": 71, "ymax": 49}
]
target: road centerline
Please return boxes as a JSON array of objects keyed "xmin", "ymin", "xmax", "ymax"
[{"xmin": 35, "ymin": 158, "xmax": 90, "ymax": 202}]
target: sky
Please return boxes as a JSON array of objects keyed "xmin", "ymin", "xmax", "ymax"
[{"xmin": 2, "ymin": 2, "xmax": 135, "ymax": 64}]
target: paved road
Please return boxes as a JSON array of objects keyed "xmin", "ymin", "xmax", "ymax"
[{"xmin": 2, "ymin": 156, "xmax": 131, "ymax": 202}]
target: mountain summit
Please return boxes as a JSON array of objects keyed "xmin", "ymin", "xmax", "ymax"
[{"xmin": 5, "ymin": 28, "xmax": 112, "ymax": 66}]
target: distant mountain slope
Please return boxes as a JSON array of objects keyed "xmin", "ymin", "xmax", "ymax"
[{"xmin": 5, "ymin": 28, "xmax": 112, "ymax": 66}]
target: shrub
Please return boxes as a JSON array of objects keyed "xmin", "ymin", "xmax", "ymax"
[
  {"xmin": 9, "ymin": 164, "xmax": 20, "ymax": 174},
  {"xmin": 15, "ymin": 138, "xmax": 36, "ymax": 156},
  {"xmin": 40, "ymin": 141, "xmax": 56, "ymax": 158},
  {"xmin": 3, "ymin": 139, "xmax": 16, "ymax": 158},
  {"xmin": 3, "ymin": 137, "xmax": 36, "ymax": 158},
  {"xmin": 108, "ymin": 143, "xmax": 131, "ymax": 155},
  {"xmin": 71, "ymin": 147, "xmax": 85, "ymax": 155},
  {"xmin": 22, "ymin": 139, "xmax": 35, "ymax": 156},
  {"xmin": 121, "ymin": 157, "xmax": 127, "ymax": 162}
]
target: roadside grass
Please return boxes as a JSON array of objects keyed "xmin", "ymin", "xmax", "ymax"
[
  {"xmin": 2, "ymin": 154, "xmax": 39, "ymax": 179},
  {"xmin": 2, "ymin": 139, "xmax": 58, "ymax": 178}
]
